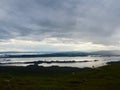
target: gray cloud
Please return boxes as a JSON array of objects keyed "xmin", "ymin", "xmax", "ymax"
[{"xmin": 0, "ymin": 0, "xmax": 120, "ymax": 46}]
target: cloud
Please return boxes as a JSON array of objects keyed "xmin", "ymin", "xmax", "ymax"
[{"xmin": 0, "ymin": 0, "xmax": 120, "ymax": 51}]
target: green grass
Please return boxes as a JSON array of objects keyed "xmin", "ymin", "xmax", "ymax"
[{"xmin": 0, "ymin": 64, "xmax": 120, "ymax": 90}]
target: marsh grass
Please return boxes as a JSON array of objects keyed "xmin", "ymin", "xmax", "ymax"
[{"xmin": 0, "ymin": 64, "xmax": 120, "ymax": 90}]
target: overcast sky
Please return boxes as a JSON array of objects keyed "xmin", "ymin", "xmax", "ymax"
[{"xmin": 0, "ymin": 0, "xmax": 120, "ymax": 51}]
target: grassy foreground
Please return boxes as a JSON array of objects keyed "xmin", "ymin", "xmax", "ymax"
[{"xmin": 0, "ymin": 64, "xmax": 120, "ymax": 90}]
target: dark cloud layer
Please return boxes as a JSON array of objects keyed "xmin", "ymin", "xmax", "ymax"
[{"xmin": 0, "ymin": 0, "xmax": 120, "ymax": 47}]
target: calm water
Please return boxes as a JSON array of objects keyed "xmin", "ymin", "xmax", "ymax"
[{"xmin": 0, "ymin": 56, "xmax": 120, "ymax": 68}]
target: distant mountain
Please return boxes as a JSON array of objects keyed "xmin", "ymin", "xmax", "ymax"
[
  {"xmin": 91, "ymin": 50, "xmax": 120, "ymax": 56},
  {"xmin": 0, "ymin": 51, "xmax": 88, "ymax": 58},
  {"xmin": 0, "ymin": 50, "xmax": 120, "ymax": 58}
]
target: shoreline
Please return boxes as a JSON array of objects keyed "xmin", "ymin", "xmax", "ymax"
[
  {"xmin": 1, "ymin": 59, "xmax": 120, "ymax": 69},
  {"xmin": 0, "ymin": 60, "xmax": 120, "ymax": 90},
  {"xmin": 0, "ymin": 60, "xmax": 120, "ymax": 73}
]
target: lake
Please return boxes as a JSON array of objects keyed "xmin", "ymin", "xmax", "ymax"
[{"xmin": 0, "ymin": 56, "xmax": 120, "ymax": 68}]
